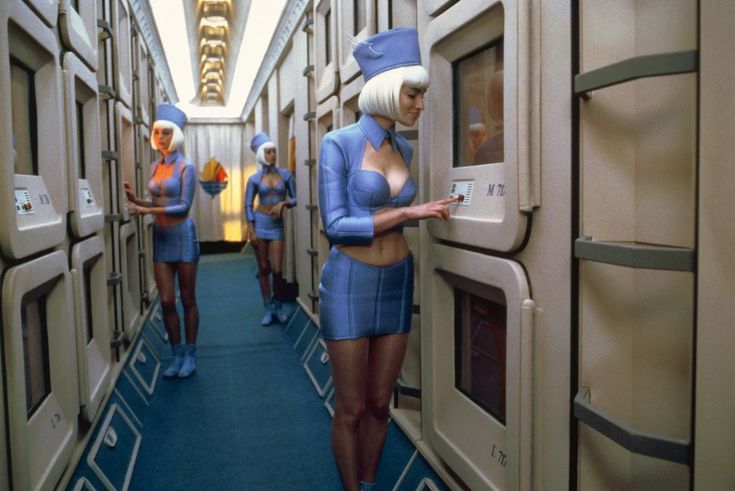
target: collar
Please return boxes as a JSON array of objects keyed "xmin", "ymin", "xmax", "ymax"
[
  {"xmin": 262, "ymin": 164, "xmax": 279, "ymax": 174},
  {"xmin": 162, "ymin": 150, "xmax": 180, "ymax": 164},
  {"xmin": 358, "ymin": 114, "xmax": 398, "ymax": 152}
]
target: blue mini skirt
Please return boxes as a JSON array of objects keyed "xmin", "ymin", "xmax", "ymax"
[
  {"xmin": 153, "ymin": 216, "xmax": 200, "ymax": 263},
  {"xmin": 319, "ymin": 246, "xmax": 414, "ymax": 340},
  {"xmin": 254, "ymin": 210, "xmax": 284, "ymax": 241}
]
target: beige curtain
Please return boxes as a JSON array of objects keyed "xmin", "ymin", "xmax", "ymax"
[{"xmin": 184, "ymin": 122, "xmax": 256, "ymax": 242}]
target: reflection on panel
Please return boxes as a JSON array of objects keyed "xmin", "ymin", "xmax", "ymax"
[
  {"xmin": 338, "ymin": 0, "xmax": 376, "ymax": 84},
  {"xmin": 59, "ymin": 0, "xmax": 98, "ymax": 70},
  {"xmin": 576, "ymin": 1, "xmax": 696, "ymax": 487},
  {"xmin": 63, "ymin": 52, "xmax": 104, "ymax": 238},
  {"xmin": 455, "ymin": 42, "xmax": 504, "ymax": 166},
  {"xmin": 424, "ymin": 244, "xmax": 534, "ymax": 491},
  {"xmin": 120, "ymin": 222, "xmax": 141, "ymax": 340},
  {"xmin": 424, "ymin": 1, "xmax": 539, "ymax": 253},
  {"xmin": 112, "ymin": 0, "xmax": 133, "ymax": 108},
  {"xmin": 455, "ymin": 288, "xmax": 507, "ymax": 425},
  {"xmin": 116, "ymin": 101, "xmax": 135, "ymax": 222},
  {"xmin": 23, "ymin": 0, "xmax": 57, "ymax": 27},
  {"xmin": 0, "ymin": 1, "xmax": 67, "ymax": 259},
  {"xmin": 71, "ymin": 236, "xmax": 112, "ymax": 423},
  {"xmin": 2, "ymin": 250, "xmax": 78, "ymax": 491},
  {"xmin": 314, "ymin": 0, "xmax": 339, "ymax": 102}
]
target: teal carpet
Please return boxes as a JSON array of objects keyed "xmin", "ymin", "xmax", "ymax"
[{"xmin": 129, "ymin": 252, "xmax": 342, "ymax": 490}]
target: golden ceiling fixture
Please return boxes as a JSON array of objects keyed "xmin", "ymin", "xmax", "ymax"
[
  {"xmin": 197, "ymin": 0, "xmax": 231, "ymax": 105},
  {"xmin": 201, "ymin": 1, "xmax": 228, "ymax": 23}
]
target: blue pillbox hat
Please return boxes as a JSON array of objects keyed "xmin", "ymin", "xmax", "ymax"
[
  {"xmin": 155, "ymin": 103, "xmax": 187, "ymax": 130},
  {"xmin": 250, "ymin": 132, "xmax": 272, "ymax": 153},
  {"xmin": 353, "ymin": 27, "xmax": 422, "ymax": 82}
]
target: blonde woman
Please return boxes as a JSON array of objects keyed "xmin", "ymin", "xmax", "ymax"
[
  {"xmin": 318, "ymin": 28, "xmax": 457, "ymax": 491},
  {"xmin": 124, "ymin": 103, "xmax": 200, "ymax": 379}
]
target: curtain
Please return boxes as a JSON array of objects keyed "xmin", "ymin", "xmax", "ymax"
[{"xmin": 184, "ymin": 122, "xmax": 256, "ymax": 242}]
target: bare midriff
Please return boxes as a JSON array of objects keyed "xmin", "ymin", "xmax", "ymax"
[
  {"xmin": 152, "ymin": 162, "xmax": 186, "ymax": 228},
  {"xmin": 155, "ymin": 214, "xmax": 186, "ymax": 228},
  {"xmin": 338, "ymin": 208, "xmax": 409, "ymax": 266},
  {"xmin": 256, "ymin": 202, "xmax": 279, "ymax": 215}
]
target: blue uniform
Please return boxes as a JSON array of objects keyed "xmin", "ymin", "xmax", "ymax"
[
  {"xmin": 318, "ymin": 114, "xmax": 416, "ymax": 340},
  {"xmin": 245, "ymin": 167, "xmax": 297, "ymax": 241},
  {"xmin": 148, "ymin": 151, "xmax": 200, "ymax": 262}
]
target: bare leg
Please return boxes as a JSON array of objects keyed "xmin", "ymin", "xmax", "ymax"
[
  {"xmin": 253, "ymin": 238, "xmax": 272, "ymax": 301},
  {"xmin": 327, "ymin": 338, "xmax": 370, "ymax": 491},
  {"xmin": 268, "ymin": 239, "xmax": 285, "ymax": 300},
  {"xmin": 358, "ymin": 334, "xmax": 409, "ymax": 483},
  {"xmin": 155, "ymin": 262, "xmax": 180, "ymax": 344},
  {"xmin": 177, "ymin": 261, "xmax": 199, "ymax": 344}
]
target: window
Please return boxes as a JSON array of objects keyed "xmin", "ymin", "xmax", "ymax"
[
  {"xmin": 84, "ymin": 259, "xmax": 95, "ymax": 343},
  {"xmin": 455, "ymin": 286, "xmax": 507, "ymax": 423},
  {"xmin": 325, "ymin": 9, "xmax": 332, "ymax": 65},
  {"xmin": 76, "ymin": 100, "xmax": 86, "ymax": 179},
  {"xmin": 353, "ymin": 0, "xmax": 366, "ymax": 34},
  {"xmin": 453, "ymin": 40, "xmax": 504, "ymax": 167},
  {"xmin": 22, "ymin": 293, "xmax": 51, "ymax": 417},
  {"xmin": 11, "ymin": 57, "xmax": 38, "ymax": 175}
]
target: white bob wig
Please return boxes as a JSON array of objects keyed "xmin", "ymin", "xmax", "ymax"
[
  {"xmin": 256, "ymin": 141, "xmax": 277, "ymax": 166},
  {"xmin": 358, "ymin": 65, "xmax": 430, "ymax": 123},
  {"xmin": 151, "ymin": 119, "xmax": 185, "ymax": 152}
]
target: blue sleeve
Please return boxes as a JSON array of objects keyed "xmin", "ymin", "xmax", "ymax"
[
  {"xmin": 245, "ymin": 173, "xmax": 257, "ymax": 222},
  {"xmin": 163, "ymin": 163, "xmax": 196, "ymax": 216},
  {"xmin": 317, "ymin": 135, "xmax": 374, "ymax": 244},
  {"xmin": 285, "ymin": 170, "xmax": 297, "ymax": 207}
]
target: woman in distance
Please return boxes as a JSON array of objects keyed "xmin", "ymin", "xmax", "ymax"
[{"xmin": 245, "ymin": 132, "xmax": 297, "ymax": 325}]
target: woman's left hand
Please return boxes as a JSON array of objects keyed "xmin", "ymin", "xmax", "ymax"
[
  {"xmin": 128, "ymin": 203, "xmax": 147, "ymax": 216},
  {"xmin": 270, "ymin": 202, "xmax": 286, "ymax": 219}
]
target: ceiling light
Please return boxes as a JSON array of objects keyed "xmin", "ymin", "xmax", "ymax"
[
  {"xmin": 202, "ymin": 60, "xmax": 224, "ymax": 72},
  {"xmin": 202, "ymin": 2, "xmax": 228, "ymax": 23},
  {"xmin": 201, "ymin": 25, "xmax": 228, "ymax": 38},
  {"xmin": 201, "ymin": 38, "xmax": 227, "ymax": 49},
  {"xmin": 199, "ymin": 17, "xmax": 229, "ymax": 31}
]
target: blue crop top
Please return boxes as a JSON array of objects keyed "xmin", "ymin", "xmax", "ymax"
[
  {"xmin": 318, "ymin": 114, "xmax": 416, "ymax": 245},
  {"xmin": 244, "ymin": 167, "xmax": 297, "ymax": 222},
  {"xmin": 147, "ymin": 150, "xmax": 197, "ymax": 216}
]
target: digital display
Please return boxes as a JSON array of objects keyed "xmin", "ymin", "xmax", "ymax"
[
  {"xmin": 15, "ymin": 188, "xmax": 35, "ymax": 215},
  {"xmin": 449, "ymin": 179, "xmax": 474, "ymax": 206}
]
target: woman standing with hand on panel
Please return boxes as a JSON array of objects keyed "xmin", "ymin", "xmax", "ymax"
[
  {"xmin": 125, "ymin": 103, "xmax": 200, "ymax": 379},
  {"xmin": 318, "ymin": 28, "xmax": 458, "ymax": 491}
]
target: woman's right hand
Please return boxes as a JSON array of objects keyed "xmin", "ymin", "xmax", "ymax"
[
  {"xmin": 407, "ymin": 196, "xmax": 459, "ymax": 221},
  {"xmin": 246, "ymin": 224, "xmax": 257, "ymax": 244},
  {"xmin": 123, "ymin": 181, "xmax": 136, "ymax": 203}
]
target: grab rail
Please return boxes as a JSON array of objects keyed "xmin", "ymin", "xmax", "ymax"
[
  {"xmin": 575, "ymin": 50, "xmax": 697, "ymax": 99},
  {"xmin": 574, "ymin": 237, "xmax": 694, "ymax": 272},
  {"xmin": 574, "ymin": 387, "xmax": 690, "ymax": 465}
]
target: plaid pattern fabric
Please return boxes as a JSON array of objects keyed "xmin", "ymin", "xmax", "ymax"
[{"xmin": 319, "ymin": 247, "xmax": 413, "ymax": 340}]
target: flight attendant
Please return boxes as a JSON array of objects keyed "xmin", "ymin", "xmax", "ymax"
[
  {"xmin": 317, "ymin": 28, "xmax": 458, "ymax": 491},
  {"xmin": 245, "ymin": 132, "xmax": 297, "ymax": 325},
  {"xmin": 124, "ymin": 103, "xmax": 200, "ymax": 379}
]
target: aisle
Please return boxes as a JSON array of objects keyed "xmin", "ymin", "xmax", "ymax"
[{"xmin": 129, "ymin": 252, "xmax": 342, "ymax": 490}]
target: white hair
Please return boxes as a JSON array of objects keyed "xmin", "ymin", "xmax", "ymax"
[
  {"xmin": 151, "ymin": 119, "xmax": 185, "ymax": 152},
  {"xmin": 358, "ymin": 65, "xmax": 430, "ymax": 122},
  {"xmin": 256, "ymin": 141, "xmax": 277, "ymax": 166}
]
